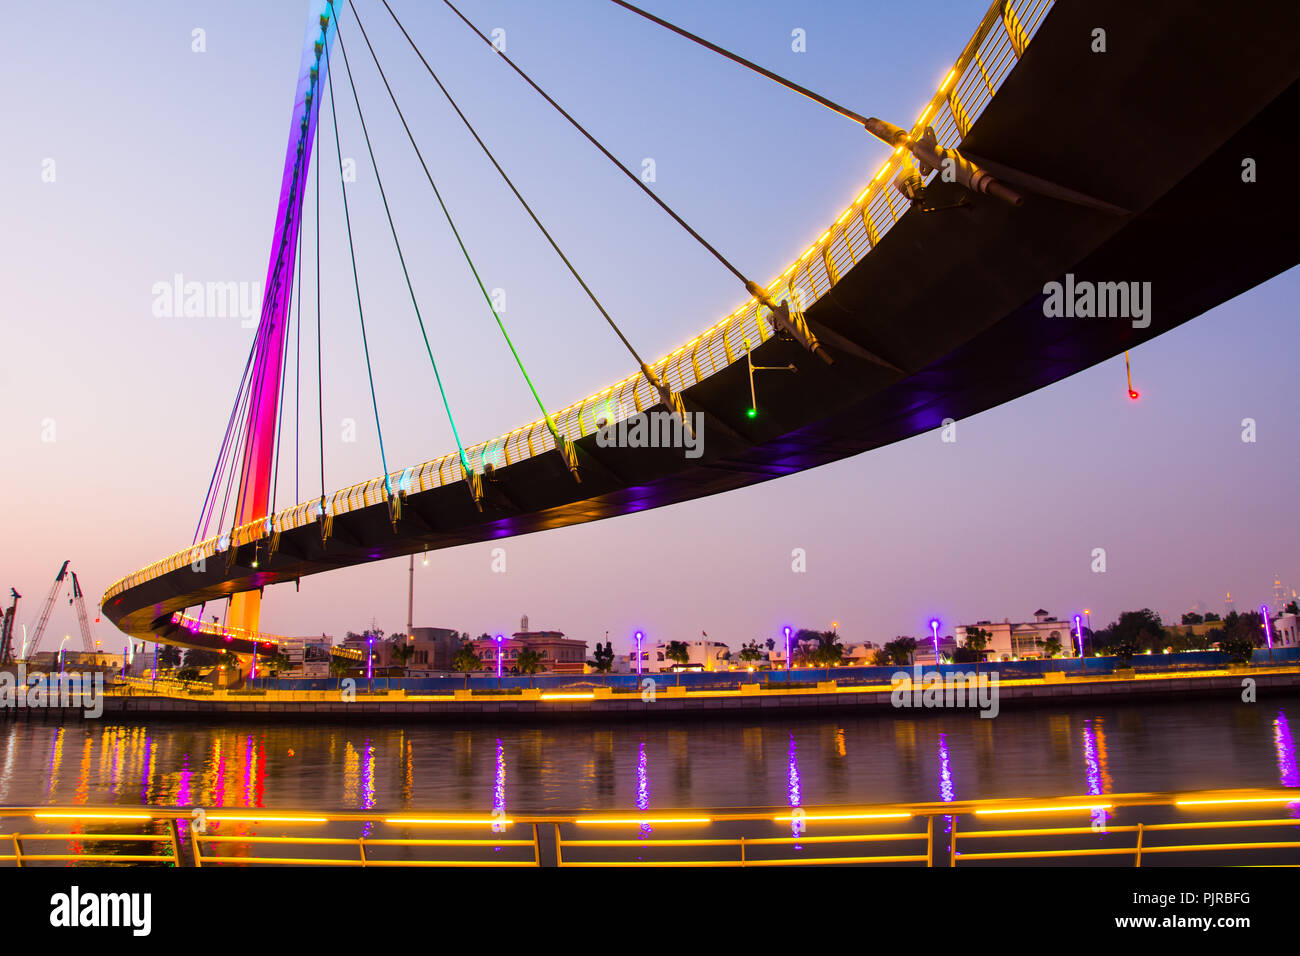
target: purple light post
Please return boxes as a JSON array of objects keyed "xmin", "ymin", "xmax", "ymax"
[
  {"xmin": 1262, "ymin": 605, "xmax": 1274, "ymax": 662},
  {"xmin": 930, "ymin": 619, "xmax": 940, "ymax": 667},
  {"xmin": 784, "ymin": 626, "xmax": 792, "ymax": 672},
  {"xmin": 635, "ymin": 631, "xmax": 644, "ymax": 676},
  {"xmin": 366, "ymin": 637, "xmax": 374, "ymax": 681},
  {"xmin": 495, "ymin": 633, "xmax": 504, "ymax": 682},
  {"xmin": 1074, "ymin": 614, "xmax": 1085, "ymax": 661}
]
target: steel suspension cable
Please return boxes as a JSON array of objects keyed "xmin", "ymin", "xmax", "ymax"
[
  {"xmin": 271, "ymin": 173, "xmax": 309, "ymax": 518},
  {"xmin": 338, "ymin": 3, "xmax": 564, "ymax": 444},
  {"xmin": 323, "ymin": 29, "xmax": 395, "ymax": 496},
  {"xmin": 332, "ymin": 11, "xmax": 473, "ymax": 476},
  {"xmin": 439, "ymin": 0, "xmax": 846, "ymax": 366},
  {"xmin": 364, "ymin": 0, "xmax": 669, "ymax": 400},
  {"xmin": 606, "ymin": 0, "xmax": 871, "ymax": 127},
  {"xmin": 315, "ymin": 93, "xmax": 326, "ymax": 514},
  {"xmin": 435, "ymin": 0, "xmax": 750, "ymax": 289}
]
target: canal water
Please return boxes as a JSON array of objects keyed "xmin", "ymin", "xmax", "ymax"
[{"xmin": 1, "ymin": 695, "xmax": 1297, "ymax": 813}]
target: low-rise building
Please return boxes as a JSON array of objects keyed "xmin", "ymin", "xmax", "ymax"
[
  {"xmin": 957, "ymin": 609, "xmax": 1078, "ymax": 660},
  {"xmin": 469, "ymin": 618, "xmax": 588, "ymax": 674}
]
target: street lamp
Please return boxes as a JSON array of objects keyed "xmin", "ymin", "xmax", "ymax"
[
  {"xmin": 783, "ymin": 626, "xmax": 792, "ymax": 673},
  {"xmin": 1074, "ymin": 615, "xmax": 1085, "ymax": 669},
  {"xmin": 635, "ymin": 631, "xmax": 644, "ymax": 677},
  {"xmin": 1261, "ymin": 605, "xmax": 1274, "ymax": 663},
  {"xmin": 930, "ymin": 619, "xmax": 940, "ymax": 668},
  {"xmin": 495, "ymin": 633, "xmax": 504, "ymax": 684}
]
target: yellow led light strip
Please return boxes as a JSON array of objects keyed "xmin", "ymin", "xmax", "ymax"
[{"xmin": 975, "ymin": 804, "xmax": 1113, "ymax": 815}]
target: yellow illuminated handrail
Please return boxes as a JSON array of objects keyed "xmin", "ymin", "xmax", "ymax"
[
  {"xmin": 0, "ymin": 785, "xmax": 1297, "ymax": 867},
  {"xmin": 102, "ymin": 0, "xmax": 1055, "ymax": 611}
]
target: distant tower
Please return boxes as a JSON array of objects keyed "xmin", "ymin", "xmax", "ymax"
[
  {"xmin": 1274, "ymin": 576, "xmax": 1286, "ymax": 613},
  {"xmin": 1225, "ymin": 591, "xmax": 1235, "ymax": 615},
  {"xmin": 520, "ymin": 614, "xmax": 529, "ymax": 634}
]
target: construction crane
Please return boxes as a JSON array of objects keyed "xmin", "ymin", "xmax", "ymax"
[
  {"xmin": 28, "ymin": 561, "xmax": 95, "ymax": 659},
  {"xmin": 0, "ymin": 588, "xmax": 19, "ymax": 663}
]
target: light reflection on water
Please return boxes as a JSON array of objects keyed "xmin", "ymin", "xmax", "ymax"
[{"xmin": 0, "ymin": 696, "xmax": 1294, "ymax": 814}]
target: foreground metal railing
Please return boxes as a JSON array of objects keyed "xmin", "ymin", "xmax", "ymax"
[
  {"xmin": 103, "ymin": 0, "xmax": 1056, "ymax": 610},
  {"xmin": 1, "ymin": 787, "xmax": 1296, "ymax": 867}
]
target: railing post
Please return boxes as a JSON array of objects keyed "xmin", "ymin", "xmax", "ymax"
[
  {"xmin": 1134, "ymin": 823, "xmax": 1144, "ymax": 867},
  {"xmin": 740, "ymin": 836, "xmax": 746, "ymax": 866},
  {"xmin": 532, "ymin": 823, "xmax": 541, "ymax": 867},
  {"xmin": 12, "ymin": 833, "xmax": 22, "ymax": 868},
  {"xmin": 553, "ymin": 823, "xmax": 563, "ymax": 867},
  {"xmin": 359, "ymin": 838, "xmax": 368, "ymax": 867},
  {"xmin": 950, "ymin": 814, "xmax": 959, "ymax": 867},
  {"xmin": 167, "ymin": 818, "xmax": 183, "ymax": 867},
  {"xmin": 925, "ymin": 814, "xmax": 935, "ymax": 867},
  {"xmin": 189, "ymin": 819, "xmax": 203, "ymax": 867}
]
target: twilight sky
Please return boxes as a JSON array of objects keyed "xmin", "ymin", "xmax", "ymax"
[{"xmin": 2, "ymin": 0, "xmax": 1296, "ymax": 655}]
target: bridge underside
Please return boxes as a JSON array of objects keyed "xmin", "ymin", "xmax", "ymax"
[{"xmin": 106, "ymin": 0, "xmax": 1300, "ymax": 651}]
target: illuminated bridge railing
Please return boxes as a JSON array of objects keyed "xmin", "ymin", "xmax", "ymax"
[
  {"xmin": 102, "ymin": 0, "xmax": 1054, "ymax": 608},
  {"xmin": 1, "ymin": 786, "xmax": 1296, "ymax": 867}
]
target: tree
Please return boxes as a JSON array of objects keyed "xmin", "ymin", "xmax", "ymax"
[
  {"xmin": 1286, "ymin": 601, "xmax": 1299, "ymax": 616},
  {"xmin": 183, "ymin": 648, "xmax": 219, "ymax": 669},
  {"xmin": 452, "ymin": 642, "xmax": 482, "ymax": 674},
  {"xmin": 516, "ymin": 648, "xmax": 543, "ymax": 675},
  {"xmin": 952, "ymin": 627, "xmax": 991, "ymax": 671},
  {"xmin": 176, "ymin": 666, "xmax": 200, "ymax": 683},
  {"xmin": 881, "ymin": 637, "xmax": 918, "ymax": 666},
  {"xmin": 870, "ymin": 647, "xmax": 893, "ymax": 666},
  {"xmin": 1204, "ymin": 612, "xmax": 1221, "ymax": 623},
  {"xmin": 738, "ymin": 640, "xmax": 764, "ymax": 662},
  {"xmin": 664, "ymin": 641, "xmax": 690, "ymax": 666},
  {"xmin": 262, "ymin": 650, "xmax": 291, "ymax": 688},
  {"xmin": 329, "ymin": 656, "xmax": 351, "ymax": 688},
  {"xmin": 1181, "ymin": 612, "xmax": 1204, "ymax": 625},
  {"xmin": 805, "ymin": 631, "xmax": 843, "ymax": 669},
  {"xmin": 158, "ymin": 644, "xmax": 182, "ymax": 669},
  {"xmin": 764, "ymin": 638, "xmax": 776, "ymax": 652},
  {"xmin": 389, "ymin": 638, "xmax": 414, "ymax": 672},
  {"xmin": 1092, "ymin": 609, "xmax": 1165, "ymax": 656},
  {"xmin": 587, "ymin": 641, "xmax": 615, "ymax": 673},
  {"xmin": 1038, "ymin": 634, "xmax": 1063, "ymax": 659}
]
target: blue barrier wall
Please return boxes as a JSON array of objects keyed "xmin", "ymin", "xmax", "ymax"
[{"xmin": 248, "ymin": 646, "xmax": 1300, "ymax": 692}]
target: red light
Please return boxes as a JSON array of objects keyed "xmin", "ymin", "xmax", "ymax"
[{"xmin": 1128, "ymin": 389, "xmax": 1140, "ymax": 401}]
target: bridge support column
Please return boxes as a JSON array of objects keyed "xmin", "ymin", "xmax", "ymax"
[{"xmin": 228, "ymin": 590, "xmax": 261, "ymax": 638}]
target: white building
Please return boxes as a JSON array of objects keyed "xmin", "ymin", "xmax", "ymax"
[
  {"xmin": 1270, "ymin": 611, "xmax": 1300, "ymax": 649},
  {"xmin": 620, "ymin": 639, "xmax": 731, "ymax": 673},
  {"xmin": 957, "ymin": 609, "xmax": 1079, "ymax": 660}
]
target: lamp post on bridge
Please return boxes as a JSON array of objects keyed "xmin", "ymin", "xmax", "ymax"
[
  {"xmin": 783, "ymin": 626, "xmax": 792, "ymax": 675},
  {"xmin": 930, "ymin": 619, "xmax": 940, "ymax": 670},
  {"xmin": 635, "ymin": 631, "xmax": 644, "ymax": 678},
  {"xmin": 1074, "ymin": 615, "xmax": 1086, "ymax": 672}
]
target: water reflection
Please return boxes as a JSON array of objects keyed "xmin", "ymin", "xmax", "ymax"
[
  {"xmin": 787, "ymin": 733, "xmax": 802, "ymax": 847},
  {"xmin": 938, "ymin": 732, "xmax": 955, "ymax": 853},
  {"xmin": 1082, "ymin": 718, "xmax": 1112, "ymax": 831},
  {"xmin": 1274, "ymin": 709, "xmax": 1298, "ymax": 817},
  {"xmin": 0, "ymin": 696, "xmax": 1295, "ymax": 813},
  {"xmin": 636, "ymin": 740, "xmax": 652, "ymax": 843}
]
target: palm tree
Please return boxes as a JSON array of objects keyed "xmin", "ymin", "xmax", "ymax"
[
  {"xmin": 329, "ymin": 656, "xmax": 351, "ymax": 689},
  {"xmin": 390, "ymin": 638, "xmax": 415, "ymax": 674},
  {"xmin": 516, "ymin": 648, "xmax": 543, "ymax": 688},
  {"xmin": 452, "ymin": 642, "xmax": 481, "ymax": 689}
]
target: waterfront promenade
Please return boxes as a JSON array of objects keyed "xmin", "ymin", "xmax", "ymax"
[{"xmin": 15, "ymin": 656, "xmax": 1298, "ymax": 723}]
